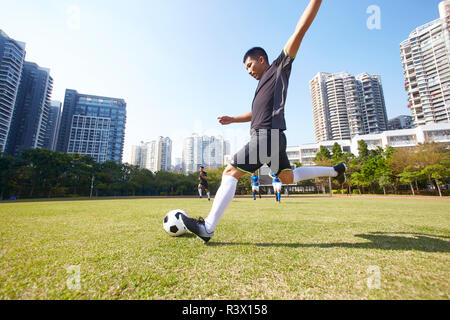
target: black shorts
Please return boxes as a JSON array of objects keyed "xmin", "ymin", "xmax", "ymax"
[
  {"xmin": 231, "ymin": 129, "xmax": 292, "ymax": 176},
  {"xmin": 199, "ymin": 181, "xmax": 209, "ymax": 189}
]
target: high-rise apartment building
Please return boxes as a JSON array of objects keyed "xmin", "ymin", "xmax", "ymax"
[
  {"xmin": 0, "ymin": 30, "xmax": 26, "ymax": 153},
  {"xmin": 310, "ymin": 72, "xmax": 388, "ymax": 142},
  {"xmin": 131, "ymin": 142, "xmax": 146, "ymax": 168},
  {"xmin": 5, "ymin": 62, "xmax": 53, "ymax": 156},
  {"xmin": 400, "ymin": 1, "xmax": 450, "ymax": 126},
  {"xmin": 388, "ymin": 115, "xmax": 415, "ymax": 131},
  {"xmin": 131, "ymin": 137, "xmax": 172, "ymax": 172},
  {"xmin": 182, "ymin": 134, "xmax": 229, "ymax": 173},
  {"xmin": 56, "ymin": 89, "xmax": 126, "ymax": 163},
  {"xmin": 43, "ymin": 101, "xmax": 62, "ymax": 151}
]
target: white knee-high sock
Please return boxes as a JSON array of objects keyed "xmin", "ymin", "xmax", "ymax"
[
  {"xmin": 198, "ymin": 189, "xmax": 202, "ymax": 197},
  {"xmin": 204, "ymin": 175, "xmax": 238, "ymax": 233},
  {"xmin": 293, "ymin": 167, "xmax": 337, "ymax": 183}
]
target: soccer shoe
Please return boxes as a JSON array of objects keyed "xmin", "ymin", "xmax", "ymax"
[
  {"xmin": 333, "ymin": 163, "xmax": 347, "ymax": 185},
  {"xmin": 181, "ymin": 215, "xmax": 214, "ymax": 244}
]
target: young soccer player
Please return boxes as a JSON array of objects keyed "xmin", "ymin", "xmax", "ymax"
[
  {"xmin": 270, "ymin": 170, "xmax": 282, "ymax": 203},
  {"xmin": 182, "ymin": 0, "xmax": 346, "ymax": 243},
  {"xmin": 251, "ymin": 172, "xmax": 261, "ymax": 200},
  {"xmin": 198, "ymin": 166, "xmax": 210, "ymax": 201}
]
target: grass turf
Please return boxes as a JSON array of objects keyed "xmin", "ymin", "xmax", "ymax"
[{"xmin": 0, "ymin": 197, "xmax": 449, "ymax": 300}]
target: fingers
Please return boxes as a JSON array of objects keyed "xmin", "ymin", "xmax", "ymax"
[{"xmin": 217, "ymin": 116, "xmax": 231, "ymax": 125}]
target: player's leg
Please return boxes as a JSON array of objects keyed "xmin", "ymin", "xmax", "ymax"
[
  {"xmin": 181, "ymin": 136, "xmax": 262, "ymax": 243},
  {"xmin": 275, "ymin": 183, "xmax": 282, "ymax": 202},
  {"xmin": 252, "ymin": 186, "xmax": 256, "ymax": 200},
  {"xmin": 203, "ymin": 165, "xmax": 245, "ymax": 233},
  {"xmin": 278, "ymin": 164, "xmax": 347, "ymax": 185},
  {"xmin": 205, "ymin": 187, "xmax": 211, "ymax": 201},
  {"xmin": 182, "ymin": 164, "xmax": 246, "ymax": 243},
  {"xmin": 198, "ymin": 184, "xmax": 203, "ymax": 198}
]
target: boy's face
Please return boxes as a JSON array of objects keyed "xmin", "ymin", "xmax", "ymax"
[{"xmin": 244, "ymin": 56, "xmax": 269, "ymax": 80}]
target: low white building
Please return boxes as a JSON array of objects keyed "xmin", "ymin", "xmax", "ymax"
[{"xmin": 296, "ymin": 123, "xmax": 450, "ymax": 165}]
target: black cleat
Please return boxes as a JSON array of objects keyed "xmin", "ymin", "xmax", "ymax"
[
  {"xmin": 181, "ymin": 215, "xmax": 214, "ymax": 244},
  {"xmin": 333, "ymin": 163, "xmax": 347, "ymax": 185}
]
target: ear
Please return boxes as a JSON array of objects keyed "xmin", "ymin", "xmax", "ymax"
[{"xmin": 258, "ymin": 56, "xmax": 265, "ymax": 64}]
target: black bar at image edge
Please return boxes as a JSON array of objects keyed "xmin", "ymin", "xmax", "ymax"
[{"xmin": 0, "ymin": 300, "xmax": 447, "ymax": 318}]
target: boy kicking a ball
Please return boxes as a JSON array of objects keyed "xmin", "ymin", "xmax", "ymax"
[{"xmin": 182, "ymin": 0, "xmax": 346, "ymax": 243}]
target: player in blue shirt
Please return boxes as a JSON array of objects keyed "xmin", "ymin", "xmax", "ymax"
[
  {"xmin": 270, "ymin": 170, "xmax": 282, "ymax": 203},
  {"xmin": 250, "ymin": 172, "xmax": 261, "ymax": 200}
]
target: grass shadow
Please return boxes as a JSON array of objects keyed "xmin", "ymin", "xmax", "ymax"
[{"xmin": 209, "ymin": 232, "xmax": 450, "ymax": 253}]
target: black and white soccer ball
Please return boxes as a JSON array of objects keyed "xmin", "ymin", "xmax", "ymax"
[{"xmin": 163, "ymin": 209, "xmax": 188, "ymax": 237}]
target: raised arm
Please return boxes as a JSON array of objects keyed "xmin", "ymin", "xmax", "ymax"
[
  {"xmin": 284, "ymin": 0, "xmax": 322, "ymax": 58},
  {"xmin": 218, "ymin": 111, "xmax": 252, "ymax": 126}
]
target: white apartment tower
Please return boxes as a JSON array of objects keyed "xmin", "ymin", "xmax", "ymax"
[
  {"xmin": 131, "ymin": 137, "xmax": 172, "ymax": 172},
  {"xmin": 400, "ymin": 0, "xmax": 450, "ymax": 126},
  {"xmin": 310, "ymin": 72, "xmax": 332, "ymax": 142},
  {"xmin": 310, "ymin": 72, "xmax": 388, "ymax": 142},
  {"xmin": 182, "ymin": 134, "xmax": 229, "ymax": 173}
]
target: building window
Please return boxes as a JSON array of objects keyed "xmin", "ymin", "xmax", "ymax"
[
  {"xmin": 424, "ymin": 130, "xmax": 450, "ymax": 142},
  {"xmin": 388, "ymin": 135, "xmax": 417, "ymax": 146}
]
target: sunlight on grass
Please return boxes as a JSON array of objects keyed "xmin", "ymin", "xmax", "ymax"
[{"xmin": 0, "ymin": 197, "xmax": 449, "ymax": 300}]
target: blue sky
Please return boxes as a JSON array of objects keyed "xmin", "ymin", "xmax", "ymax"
[{"xmin": 0, "ymin": 0, "xmax": 444, "ymax": 163}]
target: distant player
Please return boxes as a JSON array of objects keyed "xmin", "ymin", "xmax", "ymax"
[
  {"xmin": 182, "ymin": 0, "xmax": 347, "ymax": 244},
  {"xmin": 250, "ymin": 172, "xmax": 261, "ymax": 200},
  {"xmin": 270, "ymin": 170, "xmax": 282, "ymax": 203},
  {"xmin": 198, "ymin": 166, "xmax": 211, "ymax": 201}
]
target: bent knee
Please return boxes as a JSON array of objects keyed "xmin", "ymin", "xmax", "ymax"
[
  {"xmin": 279, "ymin": 170, "xmax": 294, "ymax": 185},
  {"xmin": 223, "ymin": 164, "xmax": 246, "ymax": 179}
]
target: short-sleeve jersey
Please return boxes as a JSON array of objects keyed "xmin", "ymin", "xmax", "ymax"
[
  {"xmin": 199, "ymin": 171, "xmax": 207, "ymax": 182},
  {"xmin": 251, "ymin": 176, "xmax": 260, "ymax": 186},
  {"xmin": 251, "ymin": 50, "xmax": 295, "ymax": 131},
  {"xmin": 270, "ymin": 171, "xmax": 281, "ymax": 183}
]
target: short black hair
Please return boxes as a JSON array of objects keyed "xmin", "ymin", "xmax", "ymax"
[{"xmin": 243, "ymin": 47, "xmax": 269, "ymax": 64}]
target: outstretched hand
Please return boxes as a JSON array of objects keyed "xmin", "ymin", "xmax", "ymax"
[{"xmin": 218, "ymin": 116, "xmax": 234, "ymax": 126}]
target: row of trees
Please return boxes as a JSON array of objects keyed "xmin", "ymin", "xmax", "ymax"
[
  {"xmin": 0, "ymin": 142, "xmax": 448, "ymax": 200},
  {"xmin": 0, "ymin": 149, "xmax": 201, "ymax": 199},
  {"xmin": 313, "ymin": 141, "xmax": 449, "ymax": 197}
]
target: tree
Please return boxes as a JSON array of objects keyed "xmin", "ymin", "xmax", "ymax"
[
  {"xmin": 398, "ymin": 166, "xmax": 422, "ymax": 196},
  {"xmin": 357, "ymin": 140, "xmax": 370, "ymax": 161},
  {"xmin": 315, "ymin": 146, "xmax": 331, "ymax": 163},
  {"xmin": 421, "ymin": 164, "xmax": 449, "ymax": 197},
  {"xmin": 0, "ymin": 154, "xmax": 15, "ymax": 199},
  {"xmin": 331, "ymin": 143, "xmax": 344, "ymax": 165},
  {"xmin": 377, "ymin": 172, "xmax": 394, "ymax": 195},
  {"xmin": 387, "ymin": 147, "xmax": 415, "ymax": 194},
  {"xmin": 351, "ymin": 172, "xmax": 370, "ymax": 194}
]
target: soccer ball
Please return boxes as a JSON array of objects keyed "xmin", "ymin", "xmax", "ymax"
[{"xmin": 163, "ymin": 209, "xmax": 188, "ymax": 237}]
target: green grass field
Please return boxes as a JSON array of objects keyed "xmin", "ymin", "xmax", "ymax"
[{"xmin": 0, "ymin": 196, "xmax": 449, "ymax": 300}]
